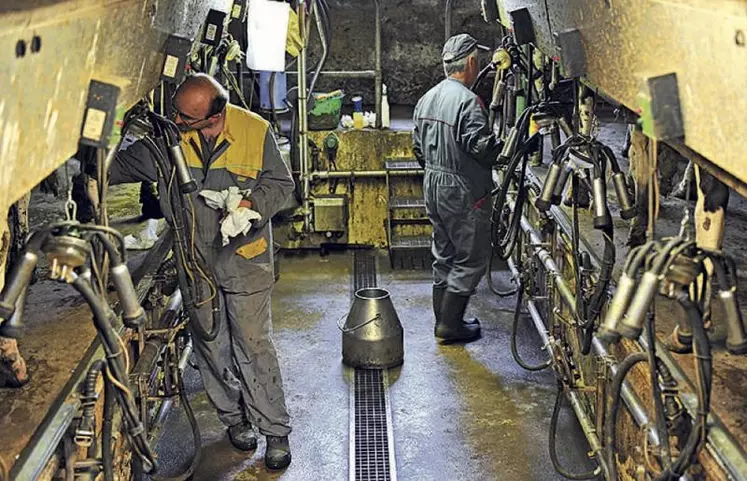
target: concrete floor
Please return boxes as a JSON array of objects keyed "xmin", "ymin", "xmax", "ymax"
[{"xmin": 152, "ymin": 251, "xmax": 598, "ymax": 481}]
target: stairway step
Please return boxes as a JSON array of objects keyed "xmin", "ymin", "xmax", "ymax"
[
  {"xmin": 390, "ymin": 235, "xmax": 431, "ymax": 249},
  {"xmin": 391, "ymin": 217, "xmax": 430, "ymax": 225},
  {"xmin": 385, "ymin": 158, "xmax": 422, "ymax": 171},
  {"xmin": 390, "ymin": 197, "xmax": 426, "ymax": 209}
]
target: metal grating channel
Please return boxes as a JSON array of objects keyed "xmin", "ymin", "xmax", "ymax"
[
  {"xmin": 349, "ymin": 250, "xmax": 397, "ymax": 481},
  {"xmin": 353, "ymin": 249, "xmax": 378, "ymax": 291},
  {"xmin": 351, "ymin": 369, "xmax": 397, "ymax": 481}
]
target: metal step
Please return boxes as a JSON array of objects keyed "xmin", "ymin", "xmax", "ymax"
[
  {"xmin": 389, "ymin": 235, "xmax": 432, "ymax": 270},
  {"xmin": 390, "ymin": 235, "xmax": 431, "ymax": 250},
  {"xmin": 389, "ymin": 197, "xmax": 426, "ymax": 209},
  {"xmin": 385, "ymin": 159, "xmax": 421, "ymax": 171},
  {"xmin": 390, "ymin": 217, "xmax": 430, "ymax": 225}
]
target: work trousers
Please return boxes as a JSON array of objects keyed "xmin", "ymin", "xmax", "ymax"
[
  {"xmin": 424, "ymin": 169, "xmax": 492, "ymax": 296},
  {"xmin": 191, "ymin": 282, "xmax": 291, "ymax": 437}
]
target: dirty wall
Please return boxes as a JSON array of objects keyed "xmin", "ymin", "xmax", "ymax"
[{"xmin": 305, "ymin": 0, "xmax": 497, "ymax": 106}]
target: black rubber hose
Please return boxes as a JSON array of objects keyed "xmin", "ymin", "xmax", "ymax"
[
  {"xmin": 581, "ymin": 224, "xmax": 615, "ymax": 355},
  {"xmin": 486, "ymin": 247, "xmax": 519, "ymax": 297},
  {"xmin": 511, "ymin": 286, "xmax": 551, "ymax": 371},
  {"xmin": 166, "ymin": 186, "xmax": 221, "ymax": 343},
  {"xmin": 710, "ymin": 254, "xmax": 733, "ymax": 292},
  {"xmin": 624, "ymin": 242, "xmax": 656, "ymax": 277},
  {"xmin": 81, "ymin": 360, "xmax": 106, "ymax": 458},
  {"xmin": 471, "ymin": 64, "xmax": 495, "ymax": 93},
  {"xmin": 141, "ymin": 132, "xmax": 221, "ymax": 343},
  {"xmin": 71, "ymin": 274, "xmax": 157, "ymax": 473},
  {"xmin": 649, "ymin": 292, "xmax": 712, "ymax": 480},
  {"xmin": 600, "ymin": 144, "xmax": 622, "ymax": 174},
  {"xmin": 150, "ymin": 377, "xmax": 202, "ymax": 481},
  {"xmin": 102, "ymin": 371, "xmax": 115, "ymax": 481},
  {"xmin": 92, "ymin": 231, "xmax": 123, "ymax": 266},
  {"xmin": 549, "ymin": 386, "xmax": 600, "ymax": 480},
  {"xmin": 490, "ymin": 129, "xmax": 540, "ymax": 261},
  {"xmin": 605, "ymin": 352, "xmax": 649, "ymax": 481},
  {"xmin": 645, "ymin": 312, "xmax": 673, "ymax": 472}
]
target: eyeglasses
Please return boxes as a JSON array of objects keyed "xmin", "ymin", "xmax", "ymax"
[{"xmin": 171, "ymin": 100, "xmax": 212, "ymax": 126}]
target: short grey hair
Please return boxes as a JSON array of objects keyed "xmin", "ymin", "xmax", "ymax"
[{"xmin": 443, "ymin": 48, "xmax": 477, "ymax": 77}]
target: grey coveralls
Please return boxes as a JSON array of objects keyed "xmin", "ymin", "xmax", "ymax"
[
  {"xmin": 109, "ymin": 104, "xmax": 294, "ymax": 437},
  {"xmin": 413, "ymin": 78, "xmax": 500, "ymax": 296}
]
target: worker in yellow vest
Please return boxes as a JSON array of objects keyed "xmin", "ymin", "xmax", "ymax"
[{"xmin": 108, "ymin": 74, "xmax": 294, "ymax": 470}]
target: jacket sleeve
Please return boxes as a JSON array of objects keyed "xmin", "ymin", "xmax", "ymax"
[
  {"xmin": 248, "ymin": 129, "xmax": 295, "ymax": 226},
  {"xmin": 107, "ymin": 136, "xmax": 160, "ymax": 185},
  {"xmin": 457, "ymin": 97, "xmax": 501, "ymax": 167},
  {"xmin": 412, "ymin": 103, "xmax": 425, "ymax": 168}
]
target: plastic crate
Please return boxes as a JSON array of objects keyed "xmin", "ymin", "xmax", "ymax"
[{"xmin": 309, "ymin": 90, "xmax": 344, "ymax": 131}]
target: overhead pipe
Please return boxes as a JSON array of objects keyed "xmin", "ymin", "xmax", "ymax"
[
  {"xmin": 310, "ymin": 169, "xmax": 423, "ymax": 180},
  {"xmin": 315, "ymin": 70, "xmax": 376, "ymax": 78},
  {"xmin": 374, "ymin": 0, "xmax": 383, "ymax": 128}
]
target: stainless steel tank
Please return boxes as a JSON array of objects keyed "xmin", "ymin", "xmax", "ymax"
[{"xmin": 340, "ymin": 288, "xmax": 403, "ymax": 369}]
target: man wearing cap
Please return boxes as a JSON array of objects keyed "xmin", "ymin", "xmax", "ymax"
[{"xmin": 413, "ymin": 33, "xmax": 502, "ymax": 343}]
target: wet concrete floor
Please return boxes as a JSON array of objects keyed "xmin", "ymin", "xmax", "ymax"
[{"xmin": 152, "ymin": 251, "xmax": 598, "ymax": 480}]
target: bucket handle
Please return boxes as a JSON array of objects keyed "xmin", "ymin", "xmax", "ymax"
[{"xmin": 336, "ymin": 312, "xmax": 382, "ymax": 333}]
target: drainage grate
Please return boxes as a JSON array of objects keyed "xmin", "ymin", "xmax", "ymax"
[
  {"xmin": 349, "ymin": 250, "xmax": 396, "ymax": 481},
  {"xmin": 350, "ymin": 369, "xmax": 397, "ymax": 481},
  {"xmin": 353, "ymin": 250, "xmax": 378, "ymax": 291}
]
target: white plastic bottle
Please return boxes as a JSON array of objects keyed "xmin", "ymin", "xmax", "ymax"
[{"xmin": 381, "ymin": 84, "xmax": 391, "ymax": 129}]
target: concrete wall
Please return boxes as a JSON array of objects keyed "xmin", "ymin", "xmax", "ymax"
[{"xmin": 308, "ymin": 0, "xmax": 498, "ymax": 106}]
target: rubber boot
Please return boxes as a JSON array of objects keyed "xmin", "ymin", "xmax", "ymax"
[
  {"xmin": 435, "ymin": 291, "xmax": 481, "ymax": 343},
  {"xmin": 433, "ymin": 285, "xmax": 446, "ymax": 336},
  {"xmin": 228, "ymin": 421, "xmax": 257, "ymax": 451},
  {"xmin": 265, "ymin": 435, "xmax": 292, "ymax": 470}
]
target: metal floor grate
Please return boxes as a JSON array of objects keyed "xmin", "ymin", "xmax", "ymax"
[
  {"xmin": 353, "ymin": 250, "xmax": 378, "ymax": 291},
  {"xmin": 349, "ymin": 250, "xmax": 396, "ymax": 481},
  {"xmin": 350, "ymin": 369, "xmax": 397, "ymax": 481}
]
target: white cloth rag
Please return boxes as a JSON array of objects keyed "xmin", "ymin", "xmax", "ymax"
[
  {"xmin": 124, "ymin": 219, "xmax": 162, "ymax": 250},
  {"xmin": 199, "ymin": 187, "xmax": 262, "ymax": 246}
]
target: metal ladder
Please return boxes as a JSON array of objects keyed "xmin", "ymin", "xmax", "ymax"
[{"xmin": 385, "ymin": 158, "xmax": 432, "ymax": 269}]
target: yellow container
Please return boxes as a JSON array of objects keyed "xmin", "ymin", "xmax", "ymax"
[{"xmin": 353, "ymin": 111, "xmax": 364, "ymax": 130}]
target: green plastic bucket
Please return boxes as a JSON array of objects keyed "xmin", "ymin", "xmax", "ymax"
[{"xmin": 309, "ymin": 90, "xmax": 344, "ymax": 131}]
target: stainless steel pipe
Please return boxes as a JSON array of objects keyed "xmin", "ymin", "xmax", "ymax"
[
  {"xmin": 298, "ymin": 5, "xmax": 311, "ymax": 233},
  {"xmin": 374, "ymin": 0, "xmax": 382, "ymax": 129},
  {"xmin": 317, "ymin": 70, "xmax": 376, "ymax": 78},
  {"xmin": 310, "ymin": 170, "xmax": 422, "ymax": 179},
  {"xmin": 507, "ymin": 170, "xmax": 747, "ymax": 479},
  {"xmin": 512, "ymin": 205, "xmax": 576, "ymax": 312}
]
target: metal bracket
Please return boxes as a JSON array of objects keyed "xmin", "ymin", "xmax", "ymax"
[
  {"xmin": 636, "ymin": 73, "xmax": 685, "ymax": 140},
  {"xmin": 509, "ymin": 8, "xmax": 535, "ymax": 45},
  {"xmin": 554, "ymin": 28, "xmax": 587, "ymax": 78}
]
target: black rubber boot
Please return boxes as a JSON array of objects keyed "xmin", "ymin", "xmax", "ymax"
[
  {"xmin": 433, "ymin": 285, "xmax": 446, "ymax": 335},
  {"xmin": 265, "ymin": 435, "xmax": 292, "ymax": 470},
  {"xmin": 228, "ymin": 421, "xmax": 257, "ymax": 451},
  {"xmin": 435, "ymin": 291, "xmax": 481, "ymax": 343}
]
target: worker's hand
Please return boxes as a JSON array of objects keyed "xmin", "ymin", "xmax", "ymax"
[{"xmin": 239, "ymin": 198, "xmax": 253, "ymax": 209}]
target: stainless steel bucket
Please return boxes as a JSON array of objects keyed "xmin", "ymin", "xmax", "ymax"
[{"xmin": 339, "ymin": 288, "xmax": 404, "ymax": 369}]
